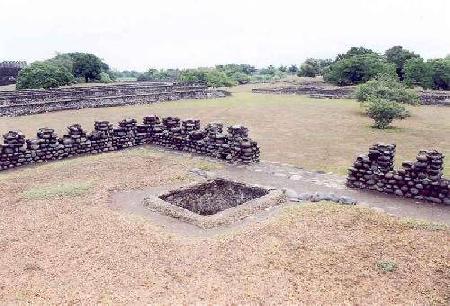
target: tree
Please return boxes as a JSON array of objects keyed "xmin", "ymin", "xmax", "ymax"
[
  {"xmin": 403, "ymin": 58, "xmax": 432, "ymax": 89},
  {"xmin": 297, "ymin": 58, "xmax": 332, "ymax": 77},
  {"xmin": 69, "ymin": 53, "xmax": 109, "ymax": 82},
  {"xmin": 355, "ymin": 74, "xmax": 419, "ymax": 105},
  {"xmin": 324, "ymin": 53, "xmax": 396, "ymax": 86},
  {"xmin": 288, "ymin": 65, "xmax": 298, "ymax": 73},
  {"xmin": 279, "ymin": 65, "xmax": 287, "ymax": 72},
  {"xmin": 365, "ymin": 98, "xmax": 410, "ymax": 129},
  {"xmin": 428, "ymin": 58, "xmax": 450, "ymax": 90},
  {"xmin": 16, "ymin": 61, "xmax": 74, "ymax": 89},
  {"xmin": 385, "ymin": 46, "xmax": 420, "ymax": 80},
  {"xmin": 336, "ymin": 46, "xmax": 375, "ymax": 61}
]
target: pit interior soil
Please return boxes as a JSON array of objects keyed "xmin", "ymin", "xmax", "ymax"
[{"xmin": 159, "ymin": 179, "xmax": 269, "ymax": 215}]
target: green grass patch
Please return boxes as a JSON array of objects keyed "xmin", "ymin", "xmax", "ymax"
[
  {"xmin": 377, "ymin": 260, "xmax": 397, "ymax": 273},
  {"xmin": 400, "ymin": 219, "xmax": 447, "ymax": 231},
  {"xmin": 22, "ymin": 181, "xmax": 93, "ymax": 200}
]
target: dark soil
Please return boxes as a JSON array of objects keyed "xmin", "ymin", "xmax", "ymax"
[{"xmin": 159, "ymin": 179, "xmax": 269, "ymax": 215}]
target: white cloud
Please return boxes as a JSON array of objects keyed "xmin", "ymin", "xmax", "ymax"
[{"xmin": 0, "ymin": 0, "xmax": 449, "ymax": 70}]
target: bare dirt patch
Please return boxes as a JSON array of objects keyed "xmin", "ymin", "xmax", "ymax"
[{"xmin": 0, "ymin": 148, "xmax": 448, "ymax": 304}]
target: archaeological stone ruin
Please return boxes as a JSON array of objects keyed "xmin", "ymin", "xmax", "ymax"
[
  {"xmin": 253, "ymin": 84, "xmax": 450, "ymax": 106},
  {"xmin": 0, "ymin": 61, "xmax": 26, "ymax": 86},
  {"xmin": 143, "ymin": 178, "xmax": 285, "ymax": 228},
  {"xmin": 0, "ymin": 81, "xmax": 228, "ymax": 117},
  {"xmin": 0, "ymin": 115, "xmax": 260, "ymax": 171},
  {"xmin": 347, "ymin": 144, "xmax": 449, "ymax": 205}
]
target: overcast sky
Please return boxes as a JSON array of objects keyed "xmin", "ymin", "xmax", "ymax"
[{"xmin": 0, "ymin": 0, "xmax": 449, "ymax": 71}]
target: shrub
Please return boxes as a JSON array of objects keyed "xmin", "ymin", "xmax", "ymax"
[
  {"xmin": 355, "ymin": 75, "xmax": 419, "ymax": 105},
  {"xmin": 16, "ymin": 62, "xmax": 74, "ymax": 90},
  {"xmin": 324, "ymin": 53, "xmax": 396, "ymax": 86},
  {"xmin": 178, "ymin": 69, "xmax": 235, "ymax": 87},
  {"xmin": 99, "ymin": 72, "xmax": 112, "ymax": 83},
  {"xmin": 365, "ymin": 98, "xmax": 410, "ymax": 129}
]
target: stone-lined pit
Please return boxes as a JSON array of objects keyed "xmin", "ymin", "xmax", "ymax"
[{"xmin": 159, "ymin": 179, "xmax": 269, "ymax": 215}]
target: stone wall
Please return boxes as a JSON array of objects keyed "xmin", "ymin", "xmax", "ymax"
[
  {"xmin": 0, "ymin": 61, "xmax": 26, "ymax": 86},
  {"xmin": 0, "ymin": 82, "xmax": 228, "ymax": 117},
  {"xmin": 0, "ymin": 115, "xmax": 260, "ymax": 171},
  {"xmin": 347, "ymin": 144, "xmax": 449, "ymax": 205},
  {"xmin": 253, "ymin": 85, "xmax": 450, "ymax": 106}
]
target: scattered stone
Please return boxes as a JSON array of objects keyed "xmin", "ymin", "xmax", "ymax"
[{"xmin": 289, "ymin": 175, "xmax": 302, "ymax": 181}]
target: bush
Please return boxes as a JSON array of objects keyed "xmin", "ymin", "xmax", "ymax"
[
  {"xmin": 324, "ymin": 53, "xmax": 396, "ymax": 86},
  {"xmin": 365, "ymin": 98, "xmax": 410, "ymax": 129},
  {"xmin": 99, "ymin": 72, "xmax": 112, "ymax": 83},
  {"xmin": 16, "ymin": 62, "xmax": 74, "ymax": 90},
  {"xmin": 178, "ymin": 69, "xmax": 235, "ymax": 87},
  {"xmin": 355, "ymin": 75, "xmax": 419, "ymax": 105}
]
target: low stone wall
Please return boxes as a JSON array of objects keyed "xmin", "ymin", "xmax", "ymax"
[
  {"xmin": 347, "ymin": 144, "xmax": 449, "ymax": 205},
  {"xmin": 0, "ymin": 82, "xmax": 228, "ymax": 117},
  {"xmin": 252, "ymin": 85, "xmax": 354, "ymax": 99},
  {"xmin": 0, "ymin": 115, "xmax": 260, "ymax": 171},
  {"xmin": 253, "ymin": 85, "xmax": 450, "ymax": 106}
]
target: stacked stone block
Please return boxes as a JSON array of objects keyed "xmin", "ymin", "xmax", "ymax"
[
  {"xmin": 0, "ymin": 115, "xmax": 261, "ymax": 172},
  {"xmin": 347, "ymin": 143, "xmax": 449, "ymax": 205}
]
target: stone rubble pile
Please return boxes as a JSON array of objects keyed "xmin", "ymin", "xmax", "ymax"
[
  {"xmin": 347, "ymin": 143, "xmax": 449, "ymax": 205},
  {"xmin": 0, "ymin": 115, "xmax": 260, "ymax": 171}
]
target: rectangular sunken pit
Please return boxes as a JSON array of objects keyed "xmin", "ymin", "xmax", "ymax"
[{"xmin": 159, "ymin": 179, "xmax": 269, "ymax": 216}]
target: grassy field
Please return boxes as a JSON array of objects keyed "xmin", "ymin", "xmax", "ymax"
[
  {"xmin": 0, "ymin": 86, "xmax": 449, "ymax": 176},
  {"xmin": 0, "ymin": 148, "xmax": 448, "ymax": 304}
]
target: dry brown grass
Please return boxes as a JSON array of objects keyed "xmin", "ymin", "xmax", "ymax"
[
  {"xmin": 1, "ymin": 88, "xmax": 449, "ymax": 175},
  {"xmin": 0, "ymin": 148, "xmax": 448, "ymax": 304}
]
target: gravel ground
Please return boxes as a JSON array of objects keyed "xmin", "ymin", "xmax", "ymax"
[{"xmin": 0, "ymin": 147, "xmax": 449, "ymax": 304}]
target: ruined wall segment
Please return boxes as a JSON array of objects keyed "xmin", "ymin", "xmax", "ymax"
[
  {"xmin": 0, "ymin": 82, "xmax": 228, "ymax": 117},
  {"xmin": 347, "ymin": 143, "xmax": 449, "ymax": 205},
  {"xmin": 0, "ymin": 115, "xmax": 260, "ymax": 171}
]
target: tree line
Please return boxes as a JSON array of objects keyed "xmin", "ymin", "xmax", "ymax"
[{"xmin": 16, "ymin": 53, "xmax": 113, "ymax": 90}]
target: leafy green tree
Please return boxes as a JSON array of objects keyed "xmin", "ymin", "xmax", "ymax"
[
  {"xmin": 297, "ymin": 58, "xmax": 332, "ymax": 77},
  {"xmin": 365, "ymin": 98, "xmax": 410, "ymax": 129},
  {"xmin": 279, "ymin": 65, "xmax": 287, "ymax": 72},
  {"xmin": 298, "ymin": 59, "xmax": 320, "ymax": 77},
  {"xmin": 355, "ymin": 74, "xmax": 419, "ymax": 104},
  {"xmin": 16, "ymin": 61, "xmax": 74, "ymax": 89},
  {"xmin": 403, "ymin": 58, "xmax": 432, "ymax": 89},
  {"xmin": 385, "ymin": 46, "xmax": 420, "ymax": 80},
  {"xmin": 324, "ymin": 53, "xmax": 396, "ymax": 86},
  {"xmin": 69, "ymin": 53, "xmax": 109, "ymax": 82},
  {"xmin": 259, "ymin": 65, "xmax": 277, "ymax": 76},
  {"xmin": 288, "ymin": 65, "xmax": 298, "ymax": 73},
  {"xmin": 336, "ymin": 47, "xmax": 375, "ymax": 61},
  {"xmin": 428, "ymin": 58, "xmax": 450, "ymax": 90}
]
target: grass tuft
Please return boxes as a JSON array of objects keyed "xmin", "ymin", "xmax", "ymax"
[
  {"xmin": 400, "ymin": 219, "xmax": 447, "ymax": 231},
  {"xmin": 22, "ymin": 181, "xmax": 93, "ymax": 200},
  {"xmin": 377, "ymin": 260, "xmax": 397, "ymax": 273}
]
